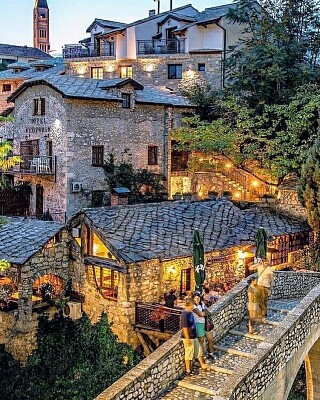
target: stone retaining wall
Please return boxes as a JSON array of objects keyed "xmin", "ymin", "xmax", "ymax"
[{"xmin": 95, "ymin": 271, "xmax": 320, "ymax": 400}]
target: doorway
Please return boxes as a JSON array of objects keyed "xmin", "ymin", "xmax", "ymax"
[
  {"xmin": 36, "ymin": 184, "xmax": 44, "ymax": 216},
  {"xmin": 180, "ymin": 268, "xmax": 191, "ymax": 296}
]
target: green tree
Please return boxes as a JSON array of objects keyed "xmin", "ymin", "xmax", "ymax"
[
  {"xmin": 225, "ymin": 0, "xmax": 320, "ymax": 107},
  {"xmin": 103, "ymin": 152, "xmax": 165, "ymax": 202},
  {"xmin": 3, "ymin": 312, "xmax": 140, "ymax": 400},
  {"xmin": 298, "ymin": 136, "xmax": 320, "ymax": 232}
]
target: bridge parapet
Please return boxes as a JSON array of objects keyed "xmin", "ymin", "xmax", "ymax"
[
  {"xmin": 95, "ymin": 271, "xmax": 320, "ymax": 400},
  {"xmin": 224, "ymin": 276, "xmax": 320, "ymax": 400}
]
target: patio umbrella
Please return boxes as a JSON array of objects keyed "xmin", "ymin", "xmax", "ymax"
[
  {"xmin": 255, "ymin": 227, "xmax": 268, "ymax": 260},
  {"xmin": 193, "ymin": 229, "xmax": 205, "ymax": 293}
]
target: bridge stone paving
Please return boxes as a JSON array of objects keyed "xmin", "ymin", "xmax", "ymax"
[{"xmin": 156, "ymin": 298, "xmax": 301, "ymax": 400}]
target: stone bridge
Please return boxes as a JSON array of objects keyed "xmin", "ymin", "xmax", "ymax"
[{"xmin": 96, "ymin": 272, "xmax": 320, "ymax": 400}]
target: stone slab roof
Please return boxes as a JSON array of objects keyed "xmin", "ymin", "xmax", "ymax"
[
  {"xmin": 0, "ymin": 218, "xmax": 64, "ymax": 264},
  {"xmin": 86, "ymin": 18, "xmax": 127, "ymax": 33},
  {"xmin": 0, "ymin": 60, "xmax": 65, "ymax": 80},
  {"xmin": 136, "ymin": 85, "xmax": 192, "ymax": 107},
  {"xmin": 0, "ymin": 43, "xmax": 52, "ymax": 59},
  {"xmin": 8, "ymin": 75, "xmax": 192, "ymax": 107},
  {"xmin": 80, "ymin": 200, "xmax": 309, "ymax": 263}
]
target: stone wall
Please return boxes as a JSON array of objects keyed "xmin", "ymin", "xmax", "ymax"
[
  {"xmin": 95, "ymin": 271, "xmax": 320, "ymax": 400},
  {"xmin": 65, "ymin": 53, "xmax": 223, "ymax": 92},
  {"xmin": 12, "ymin": 84, "xmax": 189, "ymax": 219},
  {"xmin": 0, "ymin": 228, "xmax": 80, "ymax": 362}
]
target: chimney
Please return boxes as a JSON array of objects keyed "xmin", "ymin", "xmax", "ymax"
[
  {"xmin": 111, "ymin": 187, "xmax": 130, "ymax": 206},
  {"xmin": 149, "ymin": 9, "xmax": 156, "ymax": 17}
]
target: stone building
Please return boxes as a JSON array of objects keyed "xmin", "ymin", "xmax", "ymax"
[
  {"xmin": 0, "ymin": 43, "xmax": 52, "ymax": 68},
  {"xmin": 0, "ymin": 217, "xmax": 81, "ymax": 361},
  {"xmin": 0, "ymin": 58, "xmax": 64, "ymax": 114},
  {"xmin": 5, "ymin": 74, "xmax": 193, "ymax": 220},
  {"xmin": 69, "ymin": 198, "xmax": 310, "ymax": 346},
  {"xmin": 33, "ymin": 0, "xmax": 50, "ymax": 54},
  {"xmin": 63, "ymin": 3, "xmax": 243, "ymax": 91}
]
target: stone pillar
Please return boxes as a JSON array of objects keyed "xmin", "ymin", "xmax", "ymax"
[{"xmin": 306, "ymin": 338, "xmax": 320, "ymax": 400}]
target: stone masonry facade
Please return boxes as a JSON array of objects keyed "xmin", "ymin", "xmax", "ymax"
[
  {"xmin": 65, "ymin": 53, "xmax": 223, "ymax": 92},
  {"xmin": 11, "ymin": 82, "xmax": 191, "ymax": 219}
]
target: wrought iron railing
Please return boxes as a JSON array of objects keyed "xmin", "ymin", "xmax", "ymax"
[
  {"xmin": 137, "ymin": 38, "xmax": 186, "ymax": 55},
  {"xmin": 62, "ymin": 43, "xmax": 115, "ymax": 58},
  {"xmin": 135, "ymin": 302, "xmax": 182, "ymax": 333},
  {"xmin": 8, "ymin": 155, "xmax": 56, "ymax": 176}
]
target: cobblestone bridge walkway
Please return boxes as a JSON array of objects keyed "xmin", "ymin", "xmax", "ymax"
[{"xmin": 155, "ymin": 298, "xmax": 301, "ymax": 400}]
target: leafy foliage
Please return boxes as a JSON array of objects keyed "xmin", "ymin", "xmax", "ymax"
[
  {"xmin": 102, "ymin": 152, "xmax": 165, "ymax": 202},
  {"xmin": 298, "ymin": 137, "xmax": 320, "ymax": 232},
  {"xmin": 225, "ymin": 0, "xmax": 320, "ymax": 107},
  {"xmin": 0, "ymin": 140, "xmax": 21, "ymax": 189},
  {"xmin": 0, "ymin": 312, "xmax": 140, "ymax": 400}
]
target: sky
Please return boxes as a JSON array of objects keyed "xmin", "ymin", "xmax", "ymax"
[{"xmin": 0, "ymin": 0, "xmax": 233, "ymax": 55}]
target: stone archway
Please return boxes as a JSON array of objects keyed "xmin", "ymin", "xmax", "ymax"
[
  {"xmin": 305, "ymin": 337, "xmax": 320, "ymax": 400},
  {"xmin": 263, "ymin": 323, "xmax": 320, "ymax": 400}
]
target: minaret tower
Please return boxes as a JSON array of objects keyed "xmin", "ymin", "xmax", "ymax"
[{"xmin": 33, "ymin": 0, "xmax": 50, "ymax": 53}]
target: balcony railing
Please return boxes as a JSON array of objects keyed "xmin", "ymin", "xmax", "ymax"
[
  {"xmin": 137, "ymin": 38, "xmax": 186, "ymax": 55},
  {"xmin": 8, "ymin": 155, "xmax": 56, "ymax": 176},
  {"xmin": 135, "ymin": 302, "xmax": 182, "ymax": 333},
  {"xmin": 62, "ymin": 43, "xmax": 115, "ymax": 59}
]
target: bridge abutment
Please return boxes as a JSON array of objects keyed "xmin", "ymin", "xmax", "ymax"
[{"xmin": 306, "ymin": 337, "xmax": 320, "ymax": 400}]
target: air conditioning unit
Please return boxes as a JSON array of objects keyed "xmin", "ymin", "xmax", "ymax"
[
  {"xmin": 72, "ymin": 182, "xmax": 83, "ymax": 193},
  {"xmin": 63, "ymin": 301, "xmax": 82, "ymax": 320}
]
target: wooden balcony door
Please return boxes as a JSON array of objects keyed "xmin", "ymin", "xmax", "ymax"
[
  {"xmin": 36, "ymin": 184, "xmax": 44, "ymax": 216},
  {"xmin": 20, "ymin": 140, "xmax": 39, "ymax": 171}
]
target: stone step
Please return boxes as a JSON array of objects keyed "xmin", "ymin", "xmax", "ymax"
[
  {"xmin": 211, "ymin": 365, "xmax": 234, "ymax": 375},
  {"xmin": 229, "ymin": 329, "xmax": 265, "ymax": 341},
  {"xmin": 177, "ymin": 380, "xmax": 218, "ymax": 396},
  {"xmin": 243, "ymin": 316, "xmax": 279, "ymax": 326},
  {"xmin": 213, "ymin": 344, "xmax": 255, "ymax": 358},
  {"xmin": 269, "ymin": 306, "xmax": 290, "ymax": 313}
]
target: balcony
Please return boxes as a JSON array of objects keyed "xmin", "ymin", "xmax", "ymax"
[
  {"xmin": 8, "ymin": 155, "xmax": 56, "ymax": 176},
  {"xmin": 62, "ymin": 42, "xmax": 115, "ymax": 59},
  {"xmin": 137, "ymin": 38, "xmax": 186, "ymax": 55}
]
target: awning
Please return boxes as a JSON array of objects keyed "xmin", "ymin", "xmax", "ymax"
[{"xmin": 84, "ymin": 256, "xmax": 127, "ymax": 273}]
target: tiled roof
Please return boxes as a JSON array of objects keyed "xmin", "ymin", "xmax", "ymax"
[
  {"xmin": 98, "ymin": 4, "xmax": 198, "ymax": 37},
  {"xmin": 0, "ymin": 59, "xmax": 64, "ymax": 80},
  {"xmin": 80, "ymin": 200, "xmax": 309, "ymax": 263},
  {"xmin": 35, "ymin": 0, "xmax": 48, "ymax": 8},
  {"xmin": 0, "ymin": 217, "xmax": 64, "ymax": 264},
  {"xmin": 174, "ymin": 3, "xmax": 237, "ymax": 32},
  {"xmin": 136, "ymin": 85, "xmax": 192, "ymax": 107},
  {"xmin": 86, "ymin": 18, "xmax": 127, "ymax": 33},
  {"xmin": 0, "ymin": 43, "xmax": 52, "ymax": 59},
  {"xmin": 7, "ymin": 75, "xmax": 123, "ymax": 102},
  {"xmin": 8, "ymin": 75, "xmax": 192, "ymax": 107}
]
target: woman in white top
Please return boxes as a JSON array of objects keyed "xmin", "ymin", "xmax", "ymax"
[{"xmin": 192, "ymin": 293, "xmax": 214, "ymax": 358}]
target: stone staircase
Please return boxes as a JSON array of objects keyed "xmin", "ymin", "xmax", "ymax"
[{"xmin": 155, "ymin": 298, "xmax": 301, "ymax": 400}]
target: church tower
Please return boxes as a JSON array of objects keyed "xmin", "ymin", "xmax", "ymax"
[{"xmin": 33, "ymin": 0, "xmax": 50, "ymax": 53}]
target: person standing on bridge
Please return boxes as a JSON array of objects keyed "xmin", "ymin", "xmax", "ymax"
[
  {"xmin": 180, "ymin": 299, "xmax": 207, "ymax": 375},
  {"xmin": 250, "ymin": 258, "xmax": 274, "ymax": 321}
]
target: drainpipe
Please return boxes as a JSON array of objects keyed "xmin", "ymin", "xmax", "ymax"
[
  {"xmin": 170, "ymin": 0, "xmax": 173, "ymax": 11},
  {"xmin": 215, "ymin": 21, "xmax": 226, "ymax": 89}
]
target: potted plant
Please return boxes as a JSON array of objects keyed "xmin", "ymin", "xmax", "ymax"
[
  {"xmin": 172, "ymin": 192, "xmax": 182, "ymax": 200},
  {"xmin": 221, "ymin": 190, "xmax": 232, "ymax": 200},
  {"xmin": 261, "ymin": 193, "xmax": 277, "ymax": 204},
  {"xmin": 208, "ymin": 191, "xmax": 218, "ymax": 200},
  {"xmin": 182, "ymin": 192, "xmax": 192, "ymax": 200}
]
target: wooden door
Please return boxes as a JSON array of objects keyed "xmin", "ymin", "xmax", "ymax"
[
  {"xmin": 36, "ymin": 184, "xmax": 44, "ymax": 216},
  {"xmin": 180, "ymin": 268, "xmax": 191, "ymax": 296}
]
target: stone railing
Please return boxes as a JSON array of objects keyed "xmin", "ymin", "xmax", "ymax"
[
  {"xmin": 227, "ymin": 278, "xmax": 320, "ymax": 400},
  {"xmin": 95, "ymin": 271, "xmax": 320, "ymax": 400}
]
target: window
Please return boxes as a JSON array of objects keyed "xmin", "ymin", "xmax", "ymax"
[
  {"xmin": 91, "ymin": 191, "xmax": 105, "ymax": 207},
  {"xmin": 198, "ymin": 63, "xmax": 205, "ymax": 72},
  {"xmin": 39, "ymin": 43, "xmax": 47, "ymax": 52},
  {"xmin": 91, "ymin": 67, "xmax": 103, "ymax": 80},
  {"xmin": 92, "ymin": 145, "xmax": 104, "ymax": 166},
  {"xmin": 121, "ymin": 93, "xmax": 131, "ymax": 108},
  {"xmin": 171, "ymin": 140, "xmax": 189, "ymax": 171},
  {"xmin": 94, "ymin": 267, "xmax": 119, "ymax": 299},
  {"xmin": 120, "ymin": 66, "xmax": 133, "ymax": 78},
  {"xmin": 39, "ymin": 29, "xmax": 47, "ymax": 38},
  {"xmin": 33, "ymin": 98, "xmax": 45, "ymax": 116},
  {"xmin": 148, "ymin": 145, "xmax": 158, "ymax": 165},
  {"xmin": 168, "ymin": 64, "xmax": 182, "ymax": 79},
  {"xmin": 2, "ymin": 84, "xmax": 11, "ymax": 92}
]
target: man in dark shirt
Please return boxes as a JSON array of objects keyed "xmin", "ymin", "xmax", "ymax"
[
  {"xmin": 180, "ymin": 299, "xmax": 207, "ymax": 375},
  {"xmin": 164, "ymin": 289, "xmax": 177, "ymax": 308}
]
